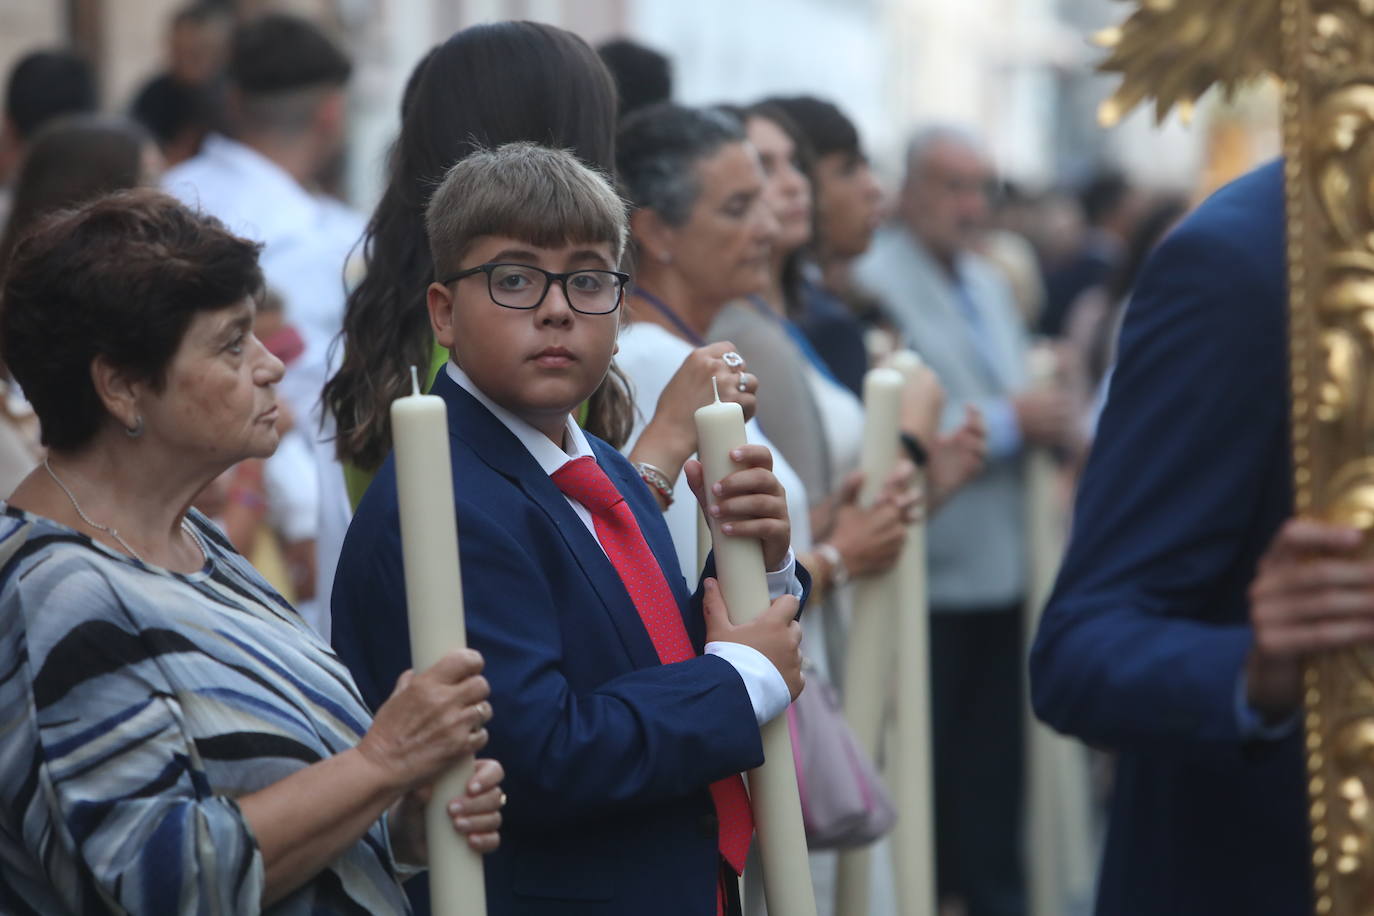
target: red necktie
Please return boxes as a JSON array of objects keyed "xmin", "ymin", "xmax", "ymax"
[{"xmin": 552, "ymin": 455, "xmax": 755, "ymax": 877}]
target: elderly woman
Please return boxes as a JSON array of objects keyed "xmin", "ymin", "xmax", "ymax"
[
  {"xmin": 616, "ymin": 103, "xmax": 915, "ymax": 593},
  {"xmin": 0, "ymin": 189, "xmax": 503, "ymax": 915}
]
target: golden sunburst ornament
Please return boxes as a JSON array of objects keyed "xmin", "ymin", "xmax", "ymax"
[{"xmin": 1095, "ymin": 0, "xmax": 1282, "ymax": 125}]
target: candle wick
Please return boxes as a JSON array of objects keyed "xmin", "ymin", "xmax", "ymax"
[
  {"xmin": 712, "ymin": 376, "xmax": 721, "ymax": 404},
  {"xmin": 409, "ymin": 365, "xmax": 421, "ymax": 397}
]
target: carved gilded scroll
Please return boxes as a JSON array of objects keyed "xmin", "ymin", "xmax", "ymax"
[
  {"xmin": 1284, "ymin": 3, "xmax": 1374, "ymax": 911},
  {"xmin": 1100, "ymin": 1, "xmax": 1374, "ymax": 912}
]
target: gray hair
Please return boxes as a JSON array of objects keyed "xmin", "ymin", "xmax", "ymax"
[
  {"xmin": 616, "ymin": 103, "xmax": 746, "ymax": 226},
  {"xmin": 425, "ymin": 142, "xmax": 628, "ymax": 278},
  {"xmin": 904, "ymin": 124, "xmax": 987, "ymax": 178}
]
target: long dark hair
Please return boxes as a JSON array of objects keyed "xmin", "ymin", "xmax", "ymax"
[{"xmin": 324, "ymin": 21, "xmax": 627, "ymax": 472}]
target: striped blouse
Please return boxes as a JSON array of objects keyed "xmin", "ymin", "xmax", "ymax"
[{"xmin": 0, "ymin": 505, "xmax": 412, "ymax": 915}]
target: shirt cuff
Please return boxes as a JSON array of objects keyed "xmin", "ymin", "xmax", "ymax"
[
  {"xmin": 983, "ymin": 397, "xmax": 1022, "ymax": 459},
  {"xmin": 1235, "ymin": 669, "xmax": 1299, "ymax": 741},
  {"xmin": 765, "ymin": 547, "xmax": 803, "ymax": 602},
  {"xmin": 706, "ymin": 640, "xmax": 791, "ymax": 726}
]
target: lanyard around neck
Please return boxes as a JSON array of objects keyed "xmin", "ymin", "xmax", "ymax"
[{"xmin": 632, "ymin": 289, "xmax": 706, "ymax": 346}]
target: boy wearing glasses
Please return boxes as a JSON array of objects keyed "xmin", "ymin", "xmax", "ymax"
[{"xmin": 331, "ymin": 143, "xmax": 807, "ymax": 916}]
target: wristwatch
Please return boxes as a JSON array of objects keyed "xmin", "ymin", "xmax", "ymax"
[{"xmin": 900, "ymin": 432, "xmax": 929, "ymax": 467}]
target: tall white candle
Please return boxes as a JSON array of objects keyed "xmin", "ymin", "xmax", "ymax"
[
  {"xmin": 1022, "ymin": 347, "xmax": 1095, "ymax": 916},
  {"xmin": 835, "ymin": 366, "xmax": 905, "ymax": 916},
  {"xmin": 392, "ymin": 366, "xmax": 486, "ymax": 915},
  {"xmin": 888, "ymin": 350, "xmax": 936, "ymax": 916},
  {"xmin": 695, "ymin": 378, "xmax": 818, "ymax": 916}
]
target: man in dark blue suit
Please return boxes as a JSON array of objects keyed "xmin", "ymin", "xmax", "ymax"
[
  {"xmin": 333, "ymin": 143, "xmax": 808, "ymax": 916},
  {"xmin": 1031, "ymin": 160, "xmax": 1374, "ymax": 913}
]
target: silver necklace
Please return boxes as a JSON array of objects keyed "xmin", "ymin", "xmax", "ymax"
[{"xmin": 43, "ymin": 458, "xmax": 206, "ymax": 568}]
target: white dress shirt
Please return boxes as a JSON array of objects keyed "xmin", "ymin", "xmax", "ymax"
[
  {"xmin": 447, "ymin": 361, "xmax": 796, "ymax": 725},
  {"xmin": 162, "ymin": 135, "xmax": 366, "ymax": 357}
]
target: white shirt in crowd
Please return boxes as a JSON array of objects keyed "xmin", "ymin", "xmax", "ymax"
[{"xmin": 163, "ymin": 133, "xmax": 365, "ymax": 637}]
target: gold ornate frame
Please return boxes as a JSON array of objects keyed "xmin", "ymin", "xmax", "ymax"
[{"xmin": 1100, "ymin": 2, "xmax": 1374, "ymax": 912}]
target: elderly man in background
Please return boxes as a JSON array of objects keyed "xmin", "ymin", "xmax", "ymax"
[
  {"xmin": 854, "ymin": 127, "xmax": 1076, "ymax": 916},
  {"xmin": 164, "ymin": 12, "xmax": 363, "ymax": 635}
]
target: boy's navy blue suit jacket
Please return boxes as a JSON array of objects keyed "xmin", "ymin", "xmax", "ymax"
[{"xmin": 332, "ymin": 367, "xmax": 809, "ymax": 915}]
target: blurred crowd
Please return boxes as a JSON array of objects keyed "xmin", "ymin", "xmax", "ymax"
[{"xmin": 0, "ymin": 5, "xmax": 1198, "ymax": 915}]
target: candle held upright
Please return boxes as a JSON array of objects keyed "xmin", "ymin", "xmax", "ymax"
[
  {"xmin": 835, "ymin": 365, "xmax": 905, "ymax": 916},
  {"xmin": 391, "ymin": 365, "xmax": 487, "ymax": 914},
  {"xmin": 887, "ymin": 350, "xmax": 937, "ymax": 916},
  {"xmin": 694, "ymin": 378, "xmax": 818, "ymax": 916}
]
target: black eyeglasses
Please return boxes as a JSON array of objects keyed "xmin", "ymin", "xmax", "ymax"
[{"xmin": 440, "ymin": 262, "xmax": 630, "ymax": 315}]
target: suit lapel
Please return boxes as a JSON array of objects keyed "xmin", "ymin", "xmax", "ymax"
[{"xmin": 433, "ymin": 373, "xmax": 662, "ymax": 670}]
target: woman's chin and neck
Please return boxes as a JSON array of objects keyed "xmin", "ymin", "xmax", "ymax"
[
  {"xmin": 628, "ymin": 261, "xmax": 731, "ymax": 341},
  {"xmin": 18, "ymin": 428, "xmax": 234, "ymax": 537}
]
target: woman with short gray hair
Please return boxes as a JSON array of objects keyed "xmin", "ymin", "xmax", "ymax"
[
  {"xmin": 614, "ymin": 102, "xmax": 797, "ymax": 581},
  {"xmin": 616, "ymin": 101, "xmax": 914, "ymax": 635}
]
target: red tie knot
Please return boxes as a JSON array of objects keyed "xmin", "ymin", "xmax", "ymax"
[{"xmin": 551, "ymin": 456, "xmax": 625, "ymax": 515}]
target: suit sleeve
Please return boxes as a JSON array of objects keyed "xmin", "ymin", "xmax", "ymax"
[
  {"xmin": 1029, "ymin": 217, "xmax": 1289, "ymax": 757},
  {"xmin": 335, "ymin": 501, "xmax": 765, "ymax": 831}
]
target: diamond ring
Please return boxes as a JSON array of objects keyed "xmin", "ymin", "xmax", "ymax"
[{"xmin": 721, "ymin": 351, "xmax": 745, "ymax": 369}]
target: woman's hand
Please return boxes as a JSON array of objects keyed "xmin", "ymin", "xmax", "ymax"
[
  {"xmin": 238, "ymin": 654, "xmax": 492, "ymax": 905},
  {"xmin": 1247, "ymin": 519, "xmax": 1374, "ymax": 719},
  {"xmin": 824, "ymin": 460, "xmax": 919, "ymax": 579},
  {"xmin": 657, "ymin": 341, "xmax": 756, "ymax": 424},
  {"xmin": 391, "ymin": 758, "xmax": 506, "ymax": 864},
  {"xmin": 926, "ymin": 405, "xmax": 987, "ymax": 512},
  {"xmin": 358, "ymin": 649, "xmax": 492, "ymax": 794},
  {"xmin": 685, "ymin": 444, "xmax": 791, "ymax": 571},
  {"xmin": 630, "ymin": 342, "xmax": 758, "ymax": 487}
]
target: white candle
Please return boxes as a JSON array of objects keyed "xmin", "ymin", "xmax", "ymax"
[
  {"xmin": 695, "ymin": 378, "xmax": 818, "ymax": 916},
  {"xmin": 391, "ymin": 366, "xmax": 486, "ymax": 915},
  {"xmin": 1022, "ymin": 346, "xmax": 1095, "ymax": 915},
  {"xmin": 835, "ymin": 366, "xmax": 904, "ymax": 916},
  {"xmin": 887, "ymin": 350, "xmax": 937, "ymax": 916}
]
